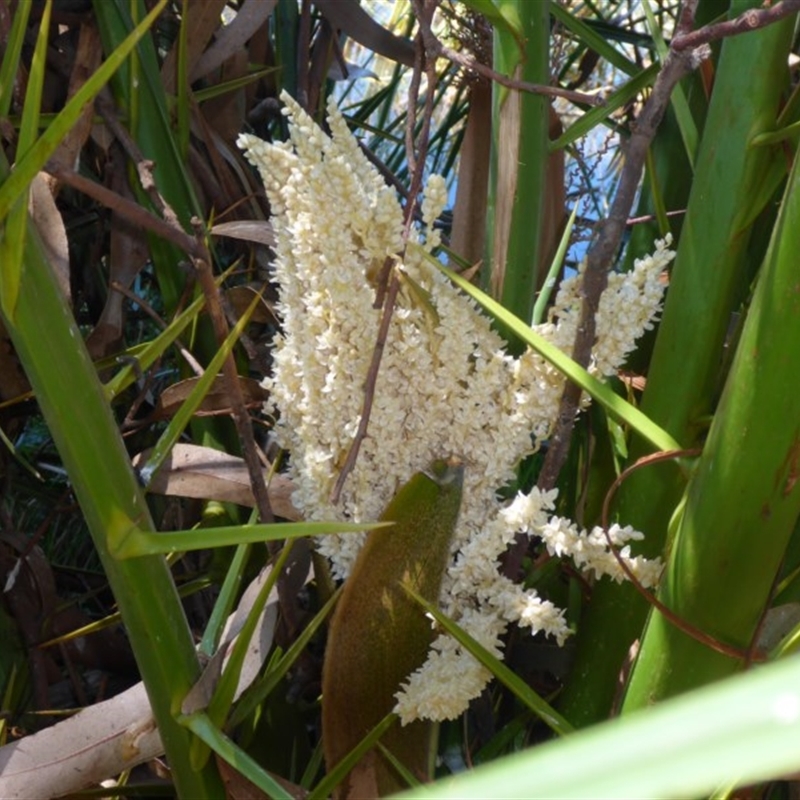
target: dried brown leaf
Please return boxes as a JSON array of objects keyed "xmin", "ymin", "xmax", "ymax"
[
  {"xmin": 202, "ymin": 49, "xmax": 250, "ymax": 141},
  {"xmin": 315, "ymin": 0, "xmax": 414, "ymax": 66},
  {"xmin": 191, "ymin": 0, "xmax": 278, "ymax": 84},
  {"xmin": 52, "ymin": 21, "xmax": 102, "ymax": 174},
  {"xmin": 154, "ymin": 375, "xmax": 269, "ymax": 419},
  {"xmin": 225, "ymin": 285, "xmax": 275, "ymax": 325},
  {"xmin": 132, "ymin": 443, "xmax": 301, "ymax": 520},
  {"xmin": 85, "ymin": 148, "xmax": 149, "ymax": 359},
  {"xmin": 160, "ymin": 0, "xmax": 228, "ymax": 93},
  {"xmin": 28, "ymin": 173, "xmax": 70, "ymax": 302},
  {"xmin": 212, "ymin": 220, "xmax": 275, "ymax": 247}
]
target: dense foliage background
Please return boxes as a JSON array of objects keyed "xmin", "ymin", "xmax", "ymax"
[{"xmin": 2, "ymin": 0, "xmax": 800, "ymax": 797}]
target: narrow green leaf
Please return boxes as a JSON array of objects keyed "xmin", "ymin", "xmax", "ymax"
[
  {"xmin": 228, "ymin": 587, "xmax": 342, "ymax": 730},
  {"xmin": 532, "ymin": 202, "xmax": 578, "ymax": 325},
  {"xmin": 0, "ymin": 197, "xmax": 28, "ymax": 321},
  {"xmin": 551, "ymin": 64, "xmax": 659, "ymax": 152},
  {"xmin": 137, "ymin": 289, "xmax": 262, "ymax": 485},
  {"xmin": 103, "ymin": 290, "xmax": 207, "ymax": 401},
  {"xmin": 179, "ymin": 711, "xmax": 295, "ymax": 800},
  {"xmin": 200, "ymin": 538, "xmax": 254, "ymax": 657},
  {"xmin": 0, "ymin": 1, "xmax": 32, "ymax": 117},
  {"xmin": 17, "ymin": 0, "xmax": 50, "ymax": 155},
  {"xmin": 645, "ymin": 148, "xmax": 671, "ymax": 236},
  {"xmin": 192, "ymin": 542, "xmax": 296, "ymax": 772},
  {"xmin": 110, "ymin": 521, "xmax": 387, "ymax": 559},
  {"xmin": 376, "ymin": 740, "xmax": 420, "ymax": 790},
  {"xmin": 194, "ymin": 68, "xmax": 278, "ymax": 103},
  {"xmin": 0, "ymin": 422, "xmax": 41, "ymax": 480},
  {"xmin": 403, "ymin": 584, "xmax": 573, "ymax": 737},
  {"xmin": 750, "ymin": 120, "xmax": 800, "ymax": 147},
  {"xmin": 549, "ymin": 3, "xmax": 639, "ymax": 76},
  {"xmin": 0, "ymin": 0, "xmax": 52, "ymax": 320},
  {"xmin": 310, "ymin": 714, "xmax": 398, "ymax": 800}
]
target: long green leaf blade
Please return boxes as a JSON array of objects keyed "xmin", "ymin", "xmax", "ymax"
[
  {"xmin": 0, "ymin": 0, "xmax": 52, "ymax": 319},
  {"xmin": 179, "ymin": 711, "xmax": 295, "ymax": 800},
  {"xmin": 407, "ymin": 655, "xmax": 800, "ymax": 799},
  {"xmin": 111, "ymin": 521, "xmax": 387, "ymax": 559},
  {"xmin": 0, "ymin": 2, "xmax": 32, "ymax": 117}
]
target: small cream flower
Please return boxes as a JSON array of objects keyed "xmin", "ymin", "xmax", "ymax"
[{"xmin": 239, "ymin": 93, "xmax": 670, "ymax": 724}]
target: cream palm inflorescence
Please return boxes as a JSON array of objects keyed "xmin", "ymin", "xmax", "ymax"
[{"xmin": 238, "ymin": 93, "xmax": 675, "ymax": 724}]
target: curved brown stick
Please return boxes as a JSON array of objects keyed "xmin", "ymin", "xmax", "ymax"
[{"xmin": 599, "ymin": 448, "xmax": 761, "ymax": 662}]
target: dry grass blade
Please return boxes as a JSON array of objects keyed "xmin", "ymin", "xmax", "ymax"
[
  {"xmin": 133, "ymin": 443, "xmax": 301, "ymax": 520},
  {"xmin": 190, "ymin": 0, "xmax": 278, "ymax": 84}
]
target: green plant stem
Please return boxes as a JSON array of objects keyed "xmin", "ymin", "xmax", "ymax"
[
  {"xmin": 622, "ymin": 129, "xmax": 800, "ymax": 709},
  {"xmin": 484, "ymin": 0, "xmax": 550, "ymax": 342},
  {"xmin": 558, "ymin": 1, "xmax": 795, "ymax": 725},
  {"xmin": 1, "ymin": 227, "xmax": 223, "ymax": 796}
]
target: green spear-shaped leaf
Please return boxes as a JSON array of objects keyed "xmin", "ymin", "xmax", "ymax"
[{"xmin": 322, "ymin": 459, "xmax": 464, "ymax": 798}]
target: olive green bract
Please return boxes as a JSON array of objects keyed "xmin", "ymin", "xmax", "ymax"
[{"xmin": 322, "ymin": 459, "xmax": 464, "ymax": 798}]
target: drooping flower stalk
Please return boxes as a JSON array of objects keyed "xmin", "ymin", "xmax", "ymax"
[{"xmin": 239, "ymin": 93, "xmax": 674, "ymax": 723}]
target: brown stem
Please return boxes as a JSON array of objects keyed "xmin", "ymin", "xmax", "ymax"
[
  {"xmin": 96, "ymin": 94, "xmax": 181, "ymax": 230},
  {"xmin": 415, "ymin": 13, "xmax": 601, "ymax": 107},
  {"xmin": 330, "ymin": 274, "xmax": 402, "ymax": 504},
  {"xmin": 672, "ymin": 0, "xmax": 800, "ymax": 51},
  {"xmin": 189, "ymin": 220, "xmax": 274, "ymax": 528},
  {"xmin": 538, "ymin": 44, "xmax": 706, "ymax": 491},
  {"xmin": 44, "ymin": 163, "xmax": 202, "ymax": 259},
  {"xmin": 597, "ymin": 449, "xmax": 760, "ymax": 662}
]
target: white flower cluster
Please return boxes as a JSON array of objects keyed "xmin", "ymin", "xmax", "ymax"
[
  {"xmin": 238, "ymin": 93, "xmax": 672, "ymax": 725},
  {"xmin": 539, "ymin": 235, "xmax": 674, "ymax": 380}
]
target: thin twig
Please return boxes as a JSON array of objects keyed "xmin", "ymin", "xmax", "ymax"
[
  {"xmin": 672, "ymin": 0, "xmax": 800, "ymax": 50},
  {"xmin": 627, "ymin": 209, "xmax": 686, "ymax": 226},
  {"xmin": 330, "ymin": 276, "xmax": 402, "ymax": 504},
  {"xmin": 96, "ymin": 94, "xmax": 181, "ymax": 230},
  {"xmin": 597, "ymin": 449, "xmax": 761, "ymax": 662},
  {"xmin": 109, "ymin": 280, "xmax": 204, "ymax": 376},
  {"xmin": 536, "ymin": 45, "xmax": 708, "ymax": 493},
  {"xmin": 44, "ymin": 163, "xmax": 202, "ymax": 258},
  {"xmin": 416, "ymin": 16, "xmax": 602, "ymax": 107},
  {"xmin": 358, "ymin": 141, "xmax": 410, "ymax": 202},
  {"xmin": 189, "ymin": 220, "xmax": 274, "ymax": 528}
]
